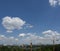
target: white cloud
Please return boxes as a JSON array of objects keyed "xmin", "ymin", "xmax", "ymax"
[
  {"xmin": 42, "ymin": 30, "xmax": 52, "ymax": 34},
  {"xmin": 2, "ymin": 16, "xmax": 26, "ymax": 32},
  {"xmin": 0, "ymin": 35, "xmax": 6, "ymax": 40},
  {"xmin": 9, "ymin": 36, "xmax": 14, "ymax": 39},
  {"xmin": 42, "ymin": 30, "xmax": 60, "ymax": 36},
  {"xmin": 0, "ymin": 35, "xmax": 5, "ymax": 38},
  {"xmin": 29, "ymin": 25, "xmax": 33, "ymax": 28},
  {"xmin": 0, "ymin": 35, "xmax": 20, "ymax": 45},
  {"xmin": 25, "ymin": 24, "xmax": 33, "ymax": 28},
  {"xmin": 23, "ymin": 24, "xmax": 33, "ymax": 29},
  {"xmin": 19, "ymin": 33, "xmax": 26, "ymax": 37},
  {"xmin": 42, "ymin": 30, "xmax": 60, "ymax": 43},
  {"xmin": 0, "ymin": 31, "xmax": 60, "ymax": 45},
  {"xmin": 15, "ymin": 38, "xmax": 19, "ymax": 41},
  {"xmin": 49, "ymin": 0, "xmax": 60, "ymax": 7},
  {"xmin": 18, "ymin": 33, "xmax": 45, "ymax": 44},
  {"xmin": 6, "ymin": 30, "xmax": 13, "ymax": 33}
]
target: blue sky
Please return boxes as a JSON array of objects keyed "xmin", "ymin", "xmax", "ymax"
[{"xmin": 0, "ymin": 0, "xmax": 60, "ymax": 45}]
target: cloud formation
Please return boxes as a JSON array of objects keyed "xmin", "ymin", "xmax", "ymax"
[
  {"xmin": 42, "ymin": 30, "xmax": 60, "ymax": 36},
  {"xmin": 19, "ymin": 33, "xmax": 44, "ymax": 44},
  {"xmin": 2, "ymin": 16, "xmax": 26, "ymax": 32},
  {"xmin": 0, "ymin": 35, "xmax": 20, "ymax": 45},
  {"xmin": 19, "ymin": 33, "xmax": 26, "ymax": 37},
  {"xmin": 49, "ymin": 0, "xmax": 60, "ymax": 7},
  {"xmin": 42, "ymin": 30, "xmax": 60, "ymax": 42},
  {"xmin": 23, "ymin": 31, "xmax": 60, "ymax": 44},
  {"xmin": 0, "ymin": 30, "xmax": 60, "ymax": 45},
  {"xmin": 25, "ymin": 24, "xmax": 33, "ymax": 28},
  {"xmin": 0, "ymin": 33, "xmax": 44, "ymax": 45}
]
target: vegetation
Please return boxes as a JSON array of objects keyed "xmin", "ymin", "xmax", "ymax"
[{"xmin": 0, "ymin": 44, "xmax": 60, "ymax": 51}]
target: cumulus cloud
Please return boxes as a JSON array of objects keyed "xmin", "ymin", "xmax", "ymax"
[
  {"xmin": 42, "ymin": 30, "xmax": 60, "ymax": 43},
  {"xmin": 2, "ymin": 16, "xmax": 26, "ymax": 32},
  {"xmin": 18, "ymin": 33, "xmax": 45, "ymax": 44},
  {"xmin": 19, "ymin": 33, "xmax": 44, "ymax": 40},
  {"xmin": 42, "ymin": 30, "xmax": 60, "ymax": 36},
  {"xmin": 0, "ymin": 31, "xmax": 60, "ymax": 45},
  {"xmin": 0, "ymin": 35, "xmax": 20, "ymax": 45},
  {"xmin": 49, "ymin": 0, "xmax": 60, "ymax": 7}
]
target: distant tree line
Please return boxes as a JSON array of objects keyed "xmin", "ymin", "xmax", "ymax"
[{"xmin": 0, "ymin": 44, "xmax": 60, "ymax": 51}]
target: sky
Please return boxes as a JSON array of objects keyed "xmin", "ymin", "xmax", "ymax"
[{"xmin": 0, "ymin": 0, "xmax": 60, "ymax": 45}]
